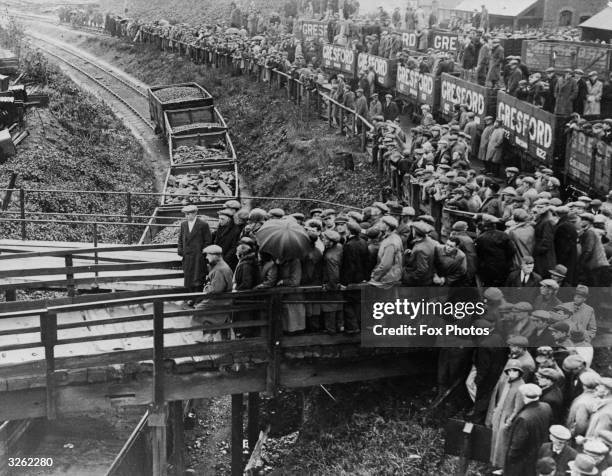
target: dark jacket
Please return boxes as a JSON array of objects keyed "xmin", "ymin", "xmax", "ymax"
[
  {"xmin": 538, "ymin": 442, "xmax": 577, "ymax": 476},
  {"xmin": 539, "ymin": 385, "xmax": 564, "ymax": 424},
  {"xmin": 533, "ymin": 216, "xmax": 556, "ymax": 278},
  {"xmin": 382, "ymin": 100, "xmax": 399, "ymax": 121},
  {"xmin": 544, "ymin": 74, "xmax": 558, "ymax": 113},
  {"xmin": 256, "ymin": 260, "xmax": 278, "ymax": 289},
  {"xmin": 473, "ymin": 332, "xmax": 506, "ymax": 396},
  {"xmin": 476, "ymin": 229, "xmax": 515, "ymax": 286},
  {"xmin": 341, "ymin": 235, "xmax": 369, "ymax": 284},
  {"xmin": 504, "ymin": 401, "xmax": 553, "ymax": 476},
  {"xmin": 213, "ymin": 222, "xmax": 241, "ymax": 270},
  {"xmin": 301, "ymin": 244, "xmax": 323, "ymax": 285},
  {"xmin": 554, "ymin": 215, "xmax": 578, "ymax": 286},
  {"xmin": 504, "ymin": 269, "xmax": 542, "ymax": 302},
  {"xmin": 402, "ymin": 236, "xmax": 437, "ymax": 286},
  {"xmin": 507, "ymin": 68, "xmax": 523, "ymax": 96},
  {"xmin": 233, "ymin": 252, "xmax": 259, "ymax": 290},
  {"xmin": 178, "ymin": 218, "xmax": 212, "ymax": 290},
  {"xmin": 322, "ymin": 244, "xmax": 343, "ymax": 290}
]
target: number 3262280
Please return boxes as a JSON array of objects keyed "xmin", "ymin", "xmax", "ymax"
[{"xmin": 8, "ymin": 457, "xmax": 54, "ymax": 466}]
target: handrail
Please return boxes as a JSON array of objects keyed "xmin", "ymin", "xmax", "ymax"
[
  {"xmin": 0, "ymin": 242, "xmax": 177, "ymax": 260},
  {"xmin": 105, "ymin": 410, "xmax": 149, "ymax": 476},
  {"xmin": 318, "ymin": 91, "xmax": 374, "ymax": 132}
]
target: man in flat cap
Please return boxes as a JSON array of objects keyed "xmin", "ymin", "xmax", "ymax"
[
  {"xmin": 370, "ymin": 215, "xmax": 403, "ymax": 287},
  {"xmin": 178, "ymin": 204, "xmax": 212, "ymax": 302},
  {"xmin": 577, "ymin": 212, "xmax": 609, "ymax": 287},
  {"xmin": 369, "ymin": 92, "xmax": 383, "ymax": 119},
  {"xmin": 567, "ymin": 371, "xmax": 602, "ymax": 436},
  {"xmin": 561, "ymin": 285, "xmax": 597, "ymax": 343},
  {"xmin": 553, "ymin": 207, "xmax": 578, "ymax": 287},
  {"xmin": 534, "ymin": 279, "xmax": 562, "ymax": 312},
  {"xmin": 504, "ymin": 383, "xmax": 552, "ymax": 476},
  {"xmin": 193, "ymin": 244, "xmax": 233, "ymax": 334},
  {"xmin": 554, "ymin": 68, "xmax": 577, "ymax": 115},
  {"xmin": 533, "ymin": 198, "xmax": 557, "ymax": 279},
  {"xmin": 544, "ymin": 67, "xmax": 558, "ymax": 113},
  {"xmin": 213, "ymin": 208, "xmax": 241, "ymax": 270},
  {"xmin": 476, "ymin": 213, "xmax": 515, "ymax": 287},
  {"xmin": 340, "ymin": 221, "xmax": 368, "ymax": 333},
  {"xmin": 382, "ymin": 93, "xmax": 399, "ymax": 122},
  {"xmin": 505, "ymin": 256, "xmax": 541, "ymax": 301},
  {"xmin": 536, "ymin": 368, "xmax": 564, "ymax": 424},
  {"xmin": 450, "ymin": 221, "xmax": 477, "ymax": 285},
  {"xmin": 402, "ymin": 221, "xmax": 437, "ymax": 286},
  {"xmin": 321, "ymin": 229, "xmax": 344, "ymax": 334},
  {"xmin": 529, "ymin": 310, "xmax": 556, "ymax": 349},
  {"xmin": 538, "ymin": 425, "xmax": 577, "ymax": 475}
]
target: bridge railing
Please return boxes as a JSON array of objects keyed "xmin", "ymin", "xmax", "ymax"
[{"xmin": 0, "ymin": 285, "xmax": 360, "ymax": 419}]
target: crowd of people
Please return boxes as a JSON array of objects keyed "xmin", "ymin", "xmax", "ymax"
[{"xmin": 100, "ymin": 3, "xmax": 612, "ymax": 475}]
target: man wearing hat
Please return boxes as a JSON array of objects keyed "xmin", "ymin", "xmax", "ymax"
[
  {"xmin": 536, "ymin": 368, "xmax": 564, "ymax": 424},
  {"xmin": 586, "ymin": 379, "xmax": 612, "ymax": 438},
  {"xmin": 321, "ymin": 229, "xmax": 344, "ymax": 334},
  {"xmin": 567, "ymin": 370, "xmax": 602, "ymax": 436},
  {"xmin": 370, "ymin": 215, "xmax": 403, "ymax": 287},
  {"xmin": 504, "ymin": 383, "xmax": 552, "ymax": 476},
  {"xmin": 530, "ymin": 310, "xmax": 556, "ymax": 349},
  {"xmin": 535, "ymin": 457, "xmax": 556, "ymax": 476},
  {"xmin": 354, "ymin": 88, "xmax": 368, "ymax": 132},
  {"xmin": 213, "ymin": 208, "xmax": 241, "ymax": 270},
  {"xmin": 505, "ymin": 256, "xmax": 541, "ymax": 301},
  {"xmin": 333, "ymin": 215, "xmax": 349, "ymax": 244},
  {"xmin": 505, "ymin": 166, "xmax": 519, "ymax": 188},
  {"xmin": 341, "ymin": 220, "xmax": 368, "ymax": 333},
  {"xmin": 369, "ymin": 92, "xmax": 382, "ymax": 119},
  {"xmin": 507, "ymin": 58, "xmax": 523, "ymax": 97},
  {"xmin": 402, "ymin": 221, "xmax": 437, "ymax": 286},
  {"xmin": 450, "ymin": 221, "xmax": 477, "ymax": 284},
  {"xmin": 555, "ymin": 68, "xmax": 578, "ymax": 115},
  {"xmin": 486, "ymin": 37, "xmax": 504, "ymax": 89},
  {"xmin": 178, "ymin": 205, "xmax": 212, "ymax": 301},
  {"xmin": 476, "ymin": 213, "xmax": 515, "ymax": 287},
  {"xmin": 507, "ymin": 335, "xmax": 536, "ymax": 381},
  {"xmin": 574, "ymin": 69, "xmax": 588, "ymax": 116},
  {"xmin": 538, "ymin": 425, "xmax": 577, "ymax": 476},
  {"xmin": 544, "ymin": 67, "xmax": 558, "ymax": 113},
  {"xmin": 560, "ymin": 285, "xmax": 597, "ymax": 343},
  {"xmin": 577, "ymin": 212, "xmax": 609, "ymax": 287},
  {"xmin": 534, "ymin": 279, "xmax": 562, "ymax": 312},
  {"xmin": 567, "ymin": 454, "xmax": 599, "ymax": 476},
  {"xmin": 382, "ymin": 93, "xmax": 399, "ymax": 122},
  {"xmin": 321, "ymin": 209, "xmax": 337, "ymax": 231},
  {"xmin": 533, "ymin": 198, "xmax": 556, "ymax": 279},
  {"xmin": 553, "ymin": 207, "xmax": 578, "ymax": 287},
  {"xmin": 582, "ymin": 438, "xmax": 610, "ymax": 473}
]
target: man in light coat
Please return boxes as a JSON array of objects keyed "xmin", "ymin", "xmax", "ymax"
[
  {"xmin": 561, "ymin": 285, "xmax": 597, "ymax": 343},
  {"xmin": 369, "ymin": 216, "xmax": 403, "ymax": 287},
  {"xmin": 585, "ymin": 71, "xmax": 603, "ymax": 119},
  {"xmin": 479, "ymin": 115, "xmax": 495, "ymax": 165},
  {"xmin": 486, "ymin": 119, "xmax": 505, "ymax": 176},
  {"xmin": 554, "ymin": 69, "xmax": 578, "ymax": 115}
]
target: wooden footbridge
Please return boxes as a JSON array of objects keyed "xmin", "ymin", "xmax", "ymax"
[{"xmin": 0, "ymin": 241, "xmax": 432, "ymax": 476}]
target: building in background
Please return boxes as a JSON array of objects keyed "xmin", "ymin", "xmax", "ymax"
[
  {"xmin": 542, "ymin": 0, "xmax": 608, "ymax": 27},
  {"xmin": 452, "ymin": 0, "xmax": 545, "ymax": 29},
  {"xmin": 579, "ymin": 6, "xmax": 612, "ymax": 42}
]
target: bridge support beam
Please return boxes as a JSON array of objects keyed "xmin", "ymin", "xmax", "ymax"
[
  {"xmin": 148, "ymin": 404, "xmax": 168, "ymax": 476},
  {"xmin": 169, "ymin": 401, "xmax": 185, "ymax": 476},
  {"xmin": 4, "ymin": 290, "xmax": 15, "ymax": 302},
  {"xmin": 247, "ymin": 392, "xmax": 260, "ymax": 451},
  {"xmin": 231, "ymin": 393, "xmax": 244, "ymax": 476}
]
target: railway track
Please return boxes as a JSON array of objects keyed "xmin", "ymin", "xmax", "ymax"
[{"xmin": 9, "ymin": 11, "xmax": 109, "ymax": 36}]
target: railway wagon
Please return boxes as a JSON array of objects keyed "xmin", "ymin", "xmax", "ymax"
[
  {"xmin": 521, "ymin": 39, "xmax": 612, "ymax": 77},
  {"xmin": 163, "ymin": 105, "xmax": 228, "ymax": 143},
  {"xmin": 496, "ymin": 91, "xmax": 570, "ymax": 169},
  {"xmin": 162, "ymin": 160, "xmax": 239, "ymax": 207},
  {"xmin": 169, "ymin": 129, "xmax": 236, "ymax": 167},
  {"xmin": 148, "ymin": 82, "xmax": 214, "ymax": 136},
  {"xmin": 565, "ymin": 130, "xmax": 612, "ymax": 196},
  {"xmin": 438, "ymin": 73, "xmax": 497, "ymax": 127}
]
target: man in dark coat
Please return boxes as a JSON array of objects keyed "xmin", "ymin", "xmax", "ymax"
[
  {"xmin": 544, "ymin": 68, "xmax": 558, "ymax": 113},
  {"xmin": 507, "ymin": 59, "xmax": 523, "ymax": 96},
  {"xmin": 504, "ymin": 256, "xmax": 542, "ymax": 302},
  {"xmin": 212, "ymin": 208, "xmax": 241, "ymax": 270},
  {"xmin": 537, "ymin": 424, "xmax": 577, "ymax": 476},
  {"xmin": 553, "ymin": 208, "xmax": 578, "ymax": 286},
  {"xmin": 533, "ymin": 200, "xmax": 556, "ymax": 279},
  {"xmin": 573, "ymin": 69, "xmax": 588, "ymax": 116},
  {"xmin": 504, "ymin": 383, "xmax": 552, "ymax": 476},
  {"xmin": 554, "ymin": 69, "xmax": 578, "ymax": 115},
  {"xmin": 475, "ymin": 214, "xmax": 515, "ymax": 287},
  {"xmin": 322, "ymin": 229, "xmax": 344, "ymax": 334},
  {"xmin": 341, "ymin": 222, "xmax": 369, "ymax": 333},
  {"xmin": 536, "ymin": 368, "xmax": 564, "ymax": 424},
  {"xmin": 382, "ymin": 94, "xmax": 399, "ymax": 121},
  {"xmin": 178, "ymin": 205, "xmax": 212, "ymax": 295},
  {"xmin": 402, "ymin": 221, "xmax": 437, "ymax": 286}
]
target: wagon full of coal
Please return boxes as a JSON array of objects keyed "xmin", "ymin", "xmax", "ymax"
[{"xmin": 148, "ymin": 82, "xmax": 214, "ymax": 135}]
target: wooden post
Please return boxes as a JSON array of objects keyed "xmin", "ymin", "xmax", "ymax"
[
  {"xmin": 4, "ymin": 289, "xmax": 16, "ymax": 301},
  {"xmin": 150, "ymin": 300, "xmax": 167, "ymax": 476},
  {"xmin": 153, "ymin": 300, "xmax": 165, "ymax": 405},
  {"xmin": 93, "ymin": 223, "xmax": 99, "ymax": 281},
  {"xmin": 0, "ymin": 422, "xmax": 7, "ymax": 476},
  {"xmin": 455, "ymin": 422, "xmax": 473, "ymax": 476},
  {"xmin": 65, "ymin": 255, "xmax": 75, "ymax": 297},
  {"xmin": 338, "ymin": 108, "xmax": 344, "ymax": 134},
  {"xmin": 126, "ymin": 192, "xmax": 133, "ymax": 244},
  {"xmin": 40, "ymin": 311, "xmax": 58, "ymax": 420},
  {"xmin": 265, "ymin": 295, "xmax": 282, "ymax": 396},
  {"xmin": 231, "ymin": 393, "xmax": 244, "ymax": 476},
  {"xmin": 169, "ymin": 401, "xmax": 185, "ymax": 475},
  {"xmin": 361, "ymin": 122, "xmax": 367, "ymax": 151},
  {"xmin": 327, "ymin": 97, "xmax": 332, "ymax": 127},
  {"xmin": 149, "ymin": 405, "xmax": 168, "ymax": 476},
  {"xmin": 19, "ymin": 188, "xmax": 25, "ymax": 240},
  {"xmin": 247, "ymin": 392, "xmax": 260, "ymax": 451}
]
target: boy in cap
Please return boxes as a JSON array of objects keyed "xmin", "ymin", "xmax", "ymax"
[
  {"xmin": 538, "ymin": 425, "xmax": 577, "ymax": 476},
  {"xmin": 534, "ymin": 279, "xmax": 562, "ymax": 312},
  {"xmin": 562, "ymin": 285, "xmax": 597, "ymax": 343},
  {"xmin": 178, "ymin": 204, "xmax": 212, "ymax": 303},
  {"xmin": 536, "ymin": 368, "xmax": 564, "ymax": 424},
  {"xmin": 213, "ymin": 208, "xmax": 241, "ymax": 270}
]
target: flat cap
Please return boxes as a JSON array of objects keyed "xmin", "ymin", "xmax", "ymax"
[
  {"xmin": 218, "ymin": 208, "xmax": 235, "ymax": 218},
  {"xmin": 310, "ymin": 208, "xmax": 323, "ymax": 216},
  {"xmin": 181, "ymin": 204, "xmax": 198, "ymax": 213},
  {"xmin": 347, "ymin": 221, "xmax": 362, "ymax": 234},
  {"xmin": 507, "ymin": 335, "xmax": 529, "ymax": 347},
  {"xmin": 563, "ymin": 354, "xmax": 587, "ymax": 371},
  {"xmin": 483, "ymin": 287, "xmax": 503, "ymax": 301},
  {"xmin": 579, "ymin": 370, "xmax": 601, "ymax": 387},
  {"xmin": 381, "ymin": 215, "xmax": 398, "ymax": 229},
  {"xmin": 531, "ymin": 310, "xmax": 552, "ymax": 321},
  {"xmin": 513, "ymin": 301, "xmax": 533, "ymax": 312},
  {"xmin": 580, "ymin": 212, "xmax": 596, "ymax": 222},
  {"xmin": 551, "ymin": 321, "xmax": 570, "ymax": 333},
  {"xmin": 536, "ymin": 457, "xmax": 556, "ymax": 475},
  {"xmin": 411, "ymin": 221, "xmax": 430, "ymax": 235},
  {"xmin": 540, "ymin": 278, "xmax": 559, "ymax": 289},
  {"xmin": 347, "ymin": 211, "xmax": 364, "ymax": 222},
  {"xmin": 549, "ymin": 264, "xmax": 568, "ymax": 277},
  {"xmin": 334, "ymin": 214, "xmax": 349, "ymax": 224},
  {"xmin": 322, "ymin": 229, "xmax": 341, "ymax": 243},
  {"xmin": 545, "ymin": 67, "xmax": 555, "ymax": 73},
  {"xmin": 203, "ymin": 244, "xmax": 223, "ymax": 254},
  {"xmin": 504, "ymin": 358, "xmax": 523, "ymax": 373},
  {"xmin": 537, "ymin": 367, "xmax": 560, "ymax": 382},
  {"xmin": 401, "ymin": 206, "xmax": 416, "ymax": 217},
  {"xmin": 321, "ymin": 208, "xmax": 337, "ymax": 218},
  {"xmin": 584, "ymin": 439, "xmax": 609, "ymax": 455},
  {"xmin": 224, "ymin": 199, "xmax": 242, "ymax": 210},
  {"xmin": 452, "ymin": 221, "xmax": 468, "ymax": 231},
  {"xmin": 268, "ymin": 208, "xmax": 285, "ymax": 218},
  {"xmin": 549, "ymin": 424, "xmax": 571, "ymax": 441},
  {"xmin": 505, "ymin": 166, "xmax": 519, "ymax": 173},
  {"xmin": 575, "ymin": 284, "xmax": 589, "ymax": 296},
  {"xmin": 418, "ymin": 214, "xmax": 435, "ymax": 225},
  {"xmin": 519, "ymin": 383, "xmax": 542, "ymax": 398},
  {"xmin": 290, "ymin": 212, "xmax": 305, "ymax": 221}
]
